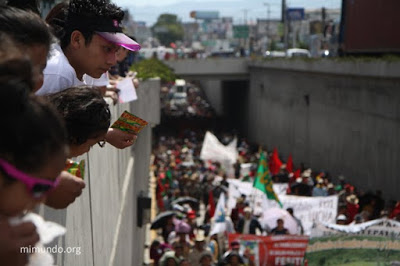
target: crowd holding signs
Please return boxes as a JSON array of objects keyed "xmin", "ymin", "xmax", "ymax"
[{"xmin": 151, "ymin": 130, "xmax": 400, "ymax": 265}]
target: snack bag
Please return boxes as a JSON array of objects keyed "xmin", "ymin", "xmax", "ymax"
[
  {"xmin": 110, "ymin": 110, "xmax": 148, "ymax": 135},
  {"xmin": 64, "ymin": 159, "xmax": 85, "ymax": 180}
]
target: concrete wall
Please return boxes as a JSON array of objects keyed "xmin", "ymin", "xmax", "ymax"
[
  {"xmin": 37, "ymin": 79, "xmax": 160, "ymax": 266},
  {"xmin": 246, "ymin": 60, "xmax": 400, "ymax": 200},
  {"xmin": 199, "ymin": 80, "xmax": 224, "ymax": 116},
  {"xmin": 165, "ymin": 58, "xmax": 249, "ymax": 80}
]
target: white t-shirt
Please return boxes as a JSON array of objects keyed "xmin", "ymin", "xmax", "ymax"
[
  {"xmin": 84, "ymin": 72, "xmax": 109, "ymax": 87},
  {"xmin": 36, "ymin": 44, "xmax": 84, "ymax": 95}
]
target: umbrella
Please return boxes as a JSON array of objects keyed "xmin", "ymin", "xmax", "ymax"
[
  {"xmin": 259, "ymin": 208, "xmax": 300, "ymax": 235},
  {"xmin": 150, "ymin": 211, "xmax": 176, "ymax": 230},
  {"xmin": 171, "ymin": 197, "xmax": 199, "ymax": 210}
]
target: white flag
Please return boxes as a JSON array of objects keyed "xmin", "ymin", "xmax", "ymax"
[{"xmin": 209, "ymin": 193, "xmax": 227, "ymax": 235}]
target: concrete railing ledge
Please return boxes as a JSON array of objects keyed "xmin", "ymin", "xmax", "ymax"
[{"xmin": 248, "ymin": 59, "xmax": 400, "ymax": 79}]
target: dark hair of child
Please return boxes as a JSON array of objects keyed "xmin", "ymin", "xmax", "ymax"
[{"xmin": 48, "ymin": 86, "xmax": 111, "ymax": 145}]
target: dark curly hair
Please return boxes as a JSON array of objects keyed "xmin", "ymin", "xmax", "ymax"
[
  {"xmin": 52, "ymin": 0, "xmax": 124, "ymax": 49},
  {"xmin": 0, "ymin": 5, "xmax": 53, "ymax": 50},
  {"xmin": 48, "ymin": 86, "xmax": 111, "ymax": 145},
  {"xmin": 0, "ymin": 77, "xmax": 67, "ymax": 173}
]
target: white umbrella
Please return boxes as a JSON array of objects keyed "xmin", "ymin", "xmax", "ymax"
[{"xmin": 260, "ymin": 208, "xmax": 300, "ymax": 235}]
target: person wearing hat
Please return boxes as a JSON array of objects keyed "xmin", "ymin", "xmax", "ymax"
[
  {"xmin": 346, "ymin": 194, "xmax": 360, "ymax": 223},
  {"xmin": 186, "ymin": 209, "xmax": 198, "ymax": 240},
  {"xmin": 159, "ymin": 241, "xmax": 185, "ymax": 266},
  {"xmin": 312, "ymin": 178, "xmax": 328, "ymax": 197},
  {"xmin": 171, "ymin": 221, "xmax": 192, "ymax": 259},
  {"xmin": 236, "ymin": 207, "xmax": 263, "ymax": 235},
  {"xmin": 188, "ymin": 230, "xmax": 212, "ymax": 266},
  {"xmin": 38, "ymin": 0, "xmax": 141, "ymax": 96},
  {"xmin": 159, "ymin": 251, "xmax": 179, "ymax": 266},
  {"xmin": 336, "ymin": 214, "xmax": 347, "ymax": 225},
  {"xmin": 38, "ymin": 0, "xmax": 140, "ymax": 149}
]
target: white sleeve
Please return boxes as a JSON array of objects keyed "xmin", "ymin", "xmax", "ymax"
[{"xmin": 36, "ymin": 75, "xmax": 72, "ymax": 96}]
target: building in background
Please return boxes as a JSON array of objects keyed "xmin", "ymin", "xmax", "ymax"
[{"xmin": 256, "ymin": 19, "xmax": 282, "ymax": 52}]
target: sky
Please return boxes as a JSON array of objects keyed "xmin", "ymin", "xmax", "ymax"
[{"xmin": 114, "ymin": 0, "xmax": 342, "ymax": 26}]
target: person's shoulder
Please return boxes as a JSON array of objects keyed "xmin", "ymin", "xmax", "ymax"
[{"xmin": 44, "ymin": 44, "xmax": 76, "ymax": 79}]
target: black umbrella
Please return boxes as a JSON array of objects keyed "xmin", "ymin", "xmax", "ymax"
[
  {"xmin": 171, "ymin": 197, "xmax": 199, "ymax": 210},
  {"xmin": 150, "ymin": 211, "xmax": 175, "ymax": 230}
]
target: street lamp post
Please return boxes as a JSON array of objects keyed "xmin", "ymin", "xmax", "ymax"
[{"xmin": 264, "ymin": 3, "xmax": 270, "ymax": 50}]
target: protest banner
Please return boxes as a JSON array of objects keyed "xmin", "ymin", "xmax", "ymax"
[
  {"xmin": 200, "ymin": 132, "xmax": 237, "ymax": 177},
  {"xmin": 227, "ymin": 179, "xmax": 338, "ymax": 235},
  {"xmin": 278, "ymin": 195, "xmax": 338, "ymax": 235},
  {"xmin": 200, "ymin": 131, "xmax": 237, "ymax": 164},
  {"xmin": 306, "ymin": 218, "xmax": 400, "ymax": 265},
  {"xmin": 311, "ymin": 218, "xmax": 400, "ymax": 238},
  {"xmin": 228, "ymin": 233, "xmax": 309, "ymax": 266}
]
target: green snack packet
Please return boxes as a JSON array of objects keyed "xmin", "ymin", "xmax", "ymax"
[
  {"xmin": 64, "ymin": 159, "xmax": 85, "ymax": 180},
  {"xmin": 111, "ymin": 110, "xmax": 148, "ymax": 135}
]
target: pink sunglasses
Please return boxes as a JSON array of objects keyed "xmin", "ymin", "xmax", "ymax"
[{"xmin": 0, "ymin": 159, "xmax": 60, "ymax": 199}]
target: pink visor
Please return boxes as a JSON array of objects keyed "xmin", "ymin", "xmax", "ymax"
[{"xmin": 96, "ymin": 32, "xmax": 141, "ymax": 52}]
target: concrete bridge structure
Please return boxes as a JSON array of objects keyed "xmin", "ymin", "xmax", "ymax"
[{"xmin": 166, "ymin": 58, "xmax": 400, "ymax": 201}]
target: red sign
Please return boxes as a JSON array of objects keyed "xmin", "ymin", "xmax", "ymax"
[{"xmin": 228, "ymin": 234, "xmax": 309, "ymax": 266}]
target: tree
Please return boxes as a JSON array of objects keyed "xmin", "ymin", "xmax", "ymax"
[{"xmin": 152, "ymin": 14, "xmax": 184, "ymax": 46}]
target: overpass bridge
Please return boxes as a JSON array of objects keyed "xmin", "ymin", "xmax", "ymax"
[
  {"xmin": 165, "ymin": 58, "xmax": 250, "ymax": 80},
  {"xmin": 166, "ymin": 58, "xmax": 400, "ymax": 201}
]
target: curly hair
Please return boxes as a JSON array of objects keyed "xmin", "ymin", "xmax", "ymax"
[
  {"xmin": 54, "ymin": 0, "xmax": 124, "ymax": 49},
  {"xmin": 48, "ymin": 86, "xmax": 111, "ymax": 145}
]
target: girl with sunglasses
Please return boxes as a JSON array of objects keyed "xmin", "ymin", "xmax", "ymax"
[{"xmin": 0, "ymin": 78, "xmax": 68, "ymax": 265}]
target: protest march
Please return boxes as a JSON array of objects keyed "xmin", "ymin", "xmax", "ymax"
[{"xmin": 150, "ymin": 129, "xmax": 400, "ymax": 266}]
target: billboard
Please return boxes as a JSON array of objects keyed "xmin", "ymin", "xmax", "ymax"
[
  {"xmin": 287, "ymin": 8, "xmax": 305, "ymax": 21},
  {"xmin": 233, "ymin": 25, "xmax": 249, "ymax": 39},
  {"xmin": 190, "ymin": 11, "xmax": 219, "ymax": 20}
]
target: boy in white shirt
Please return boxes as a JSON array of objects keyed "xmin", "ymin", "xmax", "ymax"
[
  {"xmin": 38, "ymin": 0, "xmax": 141, "ymax": 149},
  {"xmin": 35, "ymin": 0, "xmax": 141, "ymax": 209}
]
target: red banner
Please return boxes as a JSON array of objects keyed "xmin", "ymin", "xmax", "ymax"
[{"xmin": 228, "ymin": 234, "xmax": 309, "ymax": 266}]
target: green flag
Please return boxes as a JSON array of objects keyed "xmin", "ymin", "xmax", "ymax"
[{"xmin": 253, "ymin": 151, "xmax": 282, "ymax": 207}]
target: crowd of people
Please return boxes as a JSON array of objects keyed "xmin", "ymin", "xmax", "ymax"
[
  {"xmin": 160, "ymin": 82, "xmax": 215, "ymax": 118},
  {"xmin": 0, "ymin": 0, "xmax": 141, "ymax": 264},
  {"xmin": 150, "ymin": 128, "xmax": 400, "ymax": 265}
]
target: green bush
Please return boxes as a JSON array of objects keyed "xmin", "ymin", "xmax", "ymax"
[{"xmin": 130, "ymin": 58, "xmax": 177, "ymax": 83}]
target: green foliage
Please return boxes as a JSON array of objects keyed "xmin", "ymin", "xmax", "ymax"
[
  {"xmin": 152, "ymin": 13, "xmax": 184, "ymax": 46},
  {"xmin": 130, "ymin": 58, "xmax": 177, "ymax": 83},
  {"xmin": 298, "ymin": 40, "xmax": 309, "ymax": 50},
  {"xmin": 306, "ymin": 249, "xmax": 399, "ymax": 266}
]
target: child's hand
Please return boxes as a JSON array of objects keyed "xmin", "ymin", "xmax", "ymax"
[
  {"xmin": 0, "ymin": 219, "xmax": 39, "ymax": 266},
  {"xmin": 45, "ymin": 171, "xmax": 85, "ymax": 209},
  {"xmin": 106, "ymin": 128, "xmax": 137, "ymax": 149}
]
